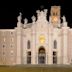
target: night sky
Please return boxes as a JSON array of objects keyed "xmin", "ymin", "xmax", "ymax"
[{"xmin": 0, "ymin": 0, "xmax": 72, "ymax": 29}]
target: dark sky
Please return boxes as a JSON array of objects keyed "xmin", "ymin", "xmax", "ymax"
[{"xmin": 0, "ymin": 0, "xmax": 72, "ymax": 29}]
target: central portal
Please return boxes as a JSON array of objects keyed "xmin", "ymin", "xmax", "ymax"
[{"xmin": 38, "ymin": 46, "xmax": 46, "ymax": 64}]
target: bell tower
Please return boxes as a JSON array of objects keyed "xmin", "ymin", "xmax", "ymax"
[{"xmin": 49, "ymin": 6, "xmax": 61, "ymax": 27}]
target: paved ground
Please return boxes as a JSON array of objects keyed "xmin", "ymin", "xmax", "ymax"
[{"xmin": 0, "ymin": 64, "xmax": 72, "ymax": 72}]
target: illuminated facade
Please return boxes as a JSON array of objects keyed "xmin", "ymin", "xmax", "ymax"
[{"xmin": 0, "ymin": 6, "xmax": 72, "ymax": 65}]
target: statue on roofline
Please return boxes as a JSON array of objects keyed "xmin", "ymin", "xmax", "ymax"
[
  {"xmin": 44, "ymin": 9, "xmax": 48, "ymax": 14},
  {"xmin": 31, "ymin": 15, "xmax": 36, "ymax": 22},
  {"xmin": 62, "ymin": 15, "xmax": 66, "ymax": 22},
  {"xmin": 62, "ymin": 15, "xmax": 67, "ymax": 27},
  {"xmin": 36, "ymin": 10, "xmax": 40, "ymax": 16},
  {"xmin": 17, "ymin": 12, "xmax": 22, "ymax": 22},
  {"xmin": 24, "ymin": 18, "xmax": 28, "ymax": 24}
]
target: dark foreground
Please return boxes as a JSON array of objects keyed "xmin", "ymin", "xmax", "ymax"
[{"xmin": 0, "ymin": 64, "xmax": 72, "ymax": 72}]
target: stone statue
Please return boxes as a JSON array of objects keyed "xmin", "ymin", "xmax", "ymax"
[
  {"xmin": 36, "ymin": 10, "xmax": 40, "ymax": 16},
  {"xmin": 44, "ymin": 9, "xmax": 48, "ymax": 14},
  {"xmin": 62, "ymin": 15, "xmax": 66, "ymax": 22},
  {"xmin": 62, "ymin": 15, "xmax": 67, "ymax": 27},
  {"xmin": 24, "ymin": 18, "xmax": 28, "ymax": 24},
  {"xmin": 31, "ymin": 15, "xmax": 36, "ymax": 22},
  {"xmin": 17, "ymin": 12, "xmax": 22, "ymax": 22},
  {"xmin": 36, "ymin": 9, "xmax": 48, "ymax": 22}
]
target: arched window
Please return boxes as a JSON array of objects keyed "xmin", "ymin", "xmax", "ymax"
[
  {"xmin": 53, "ymin": 12, "xmax": 55, "ymax": 16},
  {"xmin": 54, "ymin": 40, "xmax": 57, "ymax": 49},
  {"xmin": 27, "ymin": 40, "xmax": 30, "ymax": 49},
  {"xmin": 27, "ymin": 51, "xmax": 31, "ymax": 64}
]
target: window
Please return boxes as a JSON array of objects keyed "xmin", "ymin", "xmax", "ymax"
[
  {"xmin": 27, "ymin": 40, "xmax": 30, "ymax": 49},
  {"xmin": 53, "ymin": 51, "xmax": 57, "ymax": 64},
  {"xmin": 27, "ymin": 51, "xmax": 31, "ymax": 64},
  {"xmin": 53, "ymin": 51, "xmax": 56, "ymax": 56},
  {"xmin": 3, "ymin": 52, "xmax": 5, "ymax": 55},
  {"xmin": 11, "ymin": 32, "xmax": 13, "ymax": 35},
  {"xmin": 27, "ymin": 52, "xmax": 31, "ymax": 55},
  {"xmin": 53, "ymin": 12, "xmax": 55, "ymax": 15},
  {"xmin": 11, "ymin": 38, "xmax": 14, "ymax": 42},
  {"xmin": 54, "ymin": 40, "xmax": 57, "ymax": 49},
  {"xmin": 3, "ymin": 45, "xmax": 5, "ymax": 48},
  {"xmin": 10, "ymin": 44, "xmax": 13, "ymax": 48}
]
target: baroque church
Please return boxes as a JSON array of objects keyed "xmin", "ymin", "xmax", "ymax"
[{"xmin": 0, "ymin": 6, "xmax": 72, "ymax": 65}]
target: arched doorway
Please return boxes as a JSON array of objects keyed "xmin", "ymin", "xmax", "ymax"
[{"xmin": 38, "ymin": 46, "xmax": 46, "ymax": 64}]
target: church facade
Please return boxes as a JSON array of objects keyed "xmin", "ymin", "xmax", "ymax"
[{"xmin": 0, "ymin": 6, "xmax": 72, "ymax": 65}]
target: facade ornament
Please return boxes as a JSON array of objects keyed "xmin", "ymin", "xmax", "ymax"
[
  {"xmin": 17, "ymin": 12, "xmax": 22, "ymax": 22},
  {"xmin": 24, "ymin": 18, "xmax": 28, "ymax": 24},
  {"xmin": 62, "ymin": 15, "xmax": 67, "ymax": 27},
  {"xmin": 62, "ymin": 15, "xmax": 66, "ymax": 22},
  {"xmin": 36, "ymin": 9, "xmax": 48, "ymax": 22},
  {"xmin": 44, "ymin": 9, "xmax": 48, "ymax": 15},
  {"xmin": 36, "ymin": 10, "xmax": 40, "ymax": 16},
  {"xmin": 31, "ymin": 15, "xmax": 36, "ymax": 22}
]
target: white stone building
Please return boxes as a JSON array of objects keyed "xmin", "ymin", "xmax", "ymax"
[{"xmin": 0, "ymin": 6, "xmax": 72, "ymax": 65}]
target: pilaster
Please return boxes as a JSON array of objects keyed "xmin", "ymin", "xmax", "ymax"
[
  {"xmin": 57, "ymin": 30, "xmax": 61, "ymax": 64},
  {"xmin": 48, "ymin": 27, "xmax": 53, "ymax": 64},
  {"xmin": 31, "ymin": 26, "xmax": 36, "ymax": 64},
  {"xmin": 62, "ymin": 27, "xmax": 69, "ymax": 64},
  {"xmin": 16, "ymin": 27, "xmax": 22, "ymax": 64}
]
